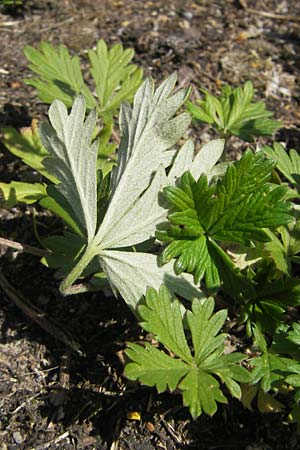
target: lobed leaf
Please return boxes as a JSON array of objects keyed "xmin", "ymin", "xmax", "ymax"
[
  {"xmin": 98, "ymin": 251, "xmax": 203, "ymax": 310},
  {"xmin": 39, "ymin": 95, "xmax": 98, "ymax": 241},
  {"xmin": 262, "ymin": 142, "xmax": 300, "ymax": 188},
  {"xmin": 125, "ymin": 287, "xmax": 250, "ymax": 418},
  {"xmin": 125, "ymin": 343, "xmax": 189, "ymax": 392},
  {"xmin": 95, "ymin": 74, "xmax": 191, "ymax": 249},
  {"xmin": 1, "ymin": 122, "xmax": 55, "ymax": 182},
  {"xmin": 188, "ymin": 81, "xmax": 281, "ymax": 141},
  {"xmin": 24, "ymin": 42, "xmax": 96, "ymax": 109},
  {"xmin": 88, "ymin": 39, "xmax": 143, "ymax": 117},
  {"xmin": 158, "ymin": 150, "xmax": 293, "ymax": 295}
]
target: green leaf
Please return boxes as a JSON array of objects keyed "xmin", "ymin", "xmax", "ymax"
[
  {"xmin": 0, "ymin": 181, "xmax": 47, "ymax": 207},
  {"xmin": 271, "ymin": 324, "xmax": 300, "ymax": 359},
  {"xmin": 39, "ymin": 95, "xmax": 98, "ymax": 241},
  {"xmin": 188, "ymin": 81, "xmax": 281, "ymax": 141},
  {"xmin": 256, "ymin": 278, "xmax": 300, "ymax": 309},
  {"xmin": 96, "ymin": 121, "xmax": 117, "ymax": 176},
  {"xmin": 262, "ymin": 142, "xmax": 300, "ymax": 188},
  {"xmin": 24, "ymin": 40, "xmax": 143, "ymax": 121},
  {"xmin": 242, "ymin": 277, "xmax": 300, "ymax": 333},
  {"xmin": 138, "ymin": 286, "xmax": 193, "ymax": 363},
  {"xmin": 39, "ymin": 186, "xmax": 84, "ymax": 236},
  {"xmin": 1, "ymin": 122, "xmax": 55, "ymax": 182},
  {"xmin": 24, "ymin": 42, "xmax": 96, "ymax": 109},
  {"xmin": 158, "ymin": 150, "xmax": 293, "ymax": 296},
  {"xmin": 125, "ymin": 343, "xmax": 189, "ymax": 392},
  {"xmin": 125, "ymin": 287, "xmax": 251, "ymax": 418},
  {"xmin": 250, "ymin": 325, "xmax": 300, "ymax": 392},
  {"xmin": 279, "ymin": 220, "xmax": 300, "ymax": 258},
  {"xmin": 180, "ymin": 368, "xmax": 228, "ymax": 418},
  {"xmin": 263, "ymin": 230, "xmax": 290, "ymax": 275},
  {"xmin": 88, "ymin": 39, "xmax": 143, "ymax": 117},
  {"xmin": 42, "ymin": 231, "xmax": 87, "ymax": 271}
]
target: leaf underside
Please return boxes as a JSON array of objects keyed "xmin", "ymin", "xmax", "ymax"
[{"xmin": 39, "ymin": 95, "xmax": 98, "ymax": 241}]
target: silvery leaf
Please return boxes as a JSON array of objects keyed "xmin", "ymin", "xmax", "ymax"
[
  {"xmin": 39, "ymin": 95, "xmax": 98, "ymax": 241},
  {"xmin": 190, "ymin": 139, "xmax": 225, "ymax": 181},
  {"xmin": 99, "ymin": 166, "xmax": 168, "ymax": 248},
  {"xmin": 99, "ymin": 250, "xmax": 204, "ymax": 309},
  {"xmin": 167, "ymin": 140, "xmax": 194, "ymax": 185},
  {"xmin": 95, "ymin": 75, "xmax": 191, "ymax": 246}
]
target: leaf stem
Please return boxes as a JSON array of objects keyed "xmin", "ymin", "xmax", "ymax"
[{"xmin": 59, "ymin": 243, "xmax": 97, "ymax": 296}]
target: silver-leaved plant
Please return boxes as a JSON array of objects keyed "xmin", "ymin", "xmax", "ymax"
[{"xmin": 39, "ymin": 74, "xmax": 225, "ymax": 309}]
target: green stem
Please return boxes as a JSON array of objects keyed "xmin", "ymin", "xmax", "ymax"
[{"xmin": 59, "ymin": 243, "xmax": 97, "ymax": 296}]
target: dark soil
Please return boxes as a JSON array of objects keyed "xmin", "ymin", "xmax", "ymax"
[{"xmin": 1, "ymin": 1, "xmax": 300, "ymax": 449}]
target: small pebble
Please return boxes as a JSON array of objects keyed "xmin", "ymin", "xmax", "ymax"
[
  {"xmin": 13, "ymin": 431, "xmax": 23, "ymax": 444},
  {"xmin": 182, "ymin": 11, "xmax": 193, "ymax": 20}
]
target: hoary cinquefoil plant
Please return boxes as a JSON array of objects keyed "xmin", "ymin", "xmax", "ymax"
[
  {"xmin": 1, "ymin": 41, "xmax": 300, "ymax": 418},
  {"xmin": 36, "ymin": 74, "xmax": 213, "ymax": 306},
  {"xmin": 0, "ymin": 38, "xmax": 143, "ymax": 201}
]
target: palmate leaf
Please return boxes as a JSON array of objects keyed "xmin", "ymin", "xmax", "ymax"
[
  {"xmin": 125, "ymin": 286, "xmax": 251, "ymax": 418},
  {"xmin": 158, "ymin": 150, "xmax": 293, "ymax": 296},
  {"xmin": 99, "ymin": 137, "xmax": 221, "ymax": 249},
  {"xmin": 39, "ymin": 95, "xmax": 98, "ymax": 242},
  {"xmin": 24, "ymin": 40, "xmax": 143, "ymax": 121},
  {"xmin": 271, "ymin": 323, "xmax": 300, "ymax": 360},
  {"xmin": 279, "ymin": 220, "xmax": 300, "ymax": 260},
  {"xmin": 166, "ymin": 138, "xmax": 226, "ymax": 185},
  {"xmin": 188, "ymin": 81, "xmax": 281, "ymax": 141},
  {"xmin": 250, "ymin": 325, "xmax": 300, "ymax": 393},
  {"xmin": 88, "ymin": 39, "xmax": 143, "ymax": 118},
  {"xmin": 241, "ymin": 276, "xmax": 300, "ymax": 333},
  {"xmin": 37, "ymin": 75, "xmax": 202, "ymax": 307},
  {"xmin": 95, "ymin": 74, "xmax": 191, "ymax": 249},
  {"xmin": 24, "ymin": 42, "xmax": 96, "ymax": 109},
  {"xmin": 263, "ymin": 142, "xmax": 300, "ymax": 189}
]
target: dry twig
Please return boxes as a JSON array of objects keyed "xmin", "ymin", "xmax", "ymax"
[{"xmin": 0, "ymin": 236, "xmax": 49, "ymax": 257}]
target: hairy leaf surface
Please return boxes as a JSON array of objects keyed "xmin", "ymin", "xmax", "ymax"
[
  {"xmin": 95, "ymin": 74, "xmax": 191, "ymax": 248},
  {"xmin": 99, "ymin": 251, "xmax": 203, "ymax": 309},
  {"xmin": 39, "ymin": 95, "xmax": 98, "ymax": 241}
]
